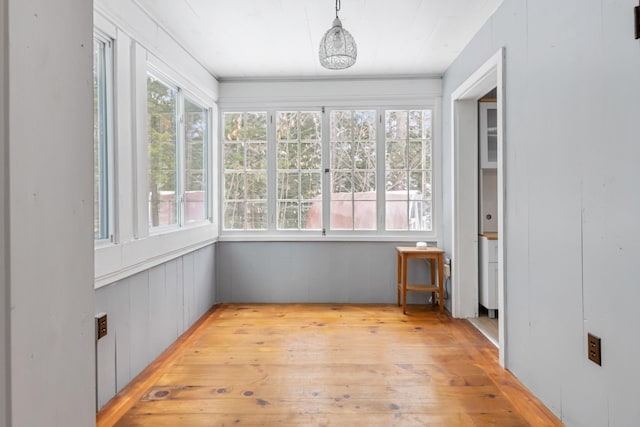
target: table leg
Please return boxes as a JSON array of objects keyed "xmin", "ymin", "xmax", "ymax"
[
  {"xmin": 396, "ymin": 251, "xmax": 401, "ymax": 306},
  {"xmin": 402, "ymin": 255, "xmax": 408, "ymax": 315},
  {"xmin": 430, "ymin": 258, "xmax": 436, "ymax": 306},
  {"xmin": 438, "ymin": 254, "xmax": 444, "ymax": 312}
]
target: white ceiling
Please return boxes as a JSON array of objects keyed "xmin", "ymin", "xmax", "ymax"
[{"xmin": 134, "ymin": 0, "xmax": 503, "ymax": 81}]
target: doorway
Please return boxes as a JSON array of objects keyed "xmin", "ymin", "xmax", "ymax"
[{"xmin": 450, "ymin": 48, "xmax": 506, "ymax": 366}]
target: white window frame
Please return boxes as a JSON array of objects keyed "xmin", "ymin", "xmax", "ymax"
[
  {"xmin": 381, "ymin": 107, "xmax": 435, "ymax": 233},
  {"xmin": 93, "ymin": 30, "xmax": 115, "ymax": 245},
  {"xmin": 274, "ymin": 110, "xmax": 324, "ymax": 232},
  {"xmin": 182, "ymin": 95, "xmax": 211, "ymax": 226},
  {"xmin": 220, "ymin": 110, "xmax": 270, "ymax": 232},
  {"xmin": 146, "ymin": 66, "xmax": 212, "ymax": 234},
  {"xmin": 219, "ymin": 102, "xmax": 440, "ymax": 241}
]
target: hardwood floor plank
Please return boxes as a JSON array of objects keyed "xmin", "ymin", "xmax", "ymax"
[
  {"xmin": 116, "ymin": 412, "xmax": 478, "ymax": 427},
  {"xmin": 98, "ymin": 304, "xmax": 563, "ymax": 426}
]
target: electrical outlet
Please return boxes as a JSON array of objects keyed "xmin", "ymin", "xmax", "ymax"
[
  {"xmin": 587, "ymin": 333, "xmax": 601, "ymax": 366},
  {"xmin": 443, "ymin": 263, "xmax": 451, "ymax": 279},
  {"xmin": 96, "ymin": 313, "xmax": 108, "ymax": 340},
  {"xmin": 635, "ymin": 5, "xmax": 639, "ymax": 39}
]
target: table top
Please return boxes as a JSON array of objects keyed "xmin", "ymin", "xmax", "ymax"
[{"xmin": 396, "ymin": 246, "xmax": 445, "ymax": 254}]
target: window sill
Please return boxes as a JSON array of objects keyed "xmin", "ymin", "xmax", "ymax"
[
  {"xmin": 95, "ymin": 222, "xmax": 217, "ymax": 289},
  {"xmin": 218, "ymin": 233, "xmax": 438, "ymax": 244}
]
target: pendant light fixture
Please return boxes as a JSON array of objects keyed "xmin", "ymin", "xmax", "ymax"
[{"xmin": 319, "ymin": 0, "xmax": 357, "ymax": 70}]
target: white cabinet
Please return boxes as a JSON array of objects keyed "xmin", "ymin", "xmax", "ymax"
[
  {"xmin": 479, "ymin": 235, "xmax": 498, "ymax": 316},
  {"xmin": 479, "ymin": 102, "xmax": 497, "ymax": 169},
  {"xmin": 479, "ymin": 169, "xmax": 497, "ymax": 233}
]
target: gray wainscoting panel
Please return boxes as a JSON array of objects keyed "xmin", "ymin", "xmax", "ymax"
[
  {"xmin": 182, "ymin": 251, "xmax": 197, "ymax": 327},
  {"xmin": 95, "ymin": 244, "xmax": 216, "ymax": 409},
  {"xmin": 195, "ymin": 245, "xmax": 216, "ymax": 317},
  {"xmin": 217, "ymin": 242, "xmax": 435, "ymax": 304}
]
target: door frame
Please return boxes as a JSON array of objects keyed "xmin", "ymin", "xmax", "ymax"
[{"xmin": 450, "ymin": 48, "xmax": 506, "ymax": 366}]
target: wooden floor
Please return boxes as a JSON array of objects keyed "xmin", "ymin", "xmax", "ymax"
[{"xmin": 97, "ymin": 304, "xmax": 563, "ymax": 427}]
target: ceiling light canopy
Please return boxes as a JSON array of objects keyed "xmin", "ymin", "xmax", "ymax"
[{"xmin": 319, "ymin": 0, "xmax": 357, "ymax": 70}]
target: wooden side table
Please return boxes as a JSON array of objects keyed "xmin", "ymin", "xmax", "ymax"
[{"xmin": 396, "ymin": 246, "xmax": 445, "ymax": 314}]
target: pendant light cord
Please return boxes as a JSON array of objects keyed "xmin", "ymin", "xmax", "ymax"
[{"xmin": 335, "ymin": 0, "xmax": 341, "ymax": 18}]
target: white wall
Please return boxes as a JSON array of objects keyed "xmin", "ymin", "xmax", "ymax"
[
  {"xmin": 0, "ymin": 0, "xmax": 8, "ymax": 423},
  {"xmin": 442, "ymin": 1, "xmax": 640, "ymax": 425},
  {"xmin": 6, "ymin": 0, "xmax": 95, "ymax": 425},
  {"xmin": 217, "ymin": 242, "xmax": 437, "ymax": 304},
  {"xmin": 219, "ymin": 78, "xmax": 442, "ymax": 107}
]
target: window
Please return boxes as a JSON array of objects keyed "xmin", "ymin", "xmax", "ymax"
[
  {"xmin": 220, "ymin": 107, "xmax": 434, "ymax": 235},
  {"xmin": 329, "ymin": 110, "xmax": 377, "ymax": 230},
  {"xmin": 93, "ymin": 35, "xmax": 112, "ymax": 240},
  {"xmin": 147, "ymin": 74, "xmax": 178, "ymax": 227},
  {"xmin": 184, "ymin": 98, "xmax": 208, "ymax": 223},
  {"xmin": 222, "ymin": 112, "xmax": 268, "ymax": 230},
  {"xmin": 147, "ymin": 73, "xmax": 210, "ymax": 229},
  {"xmin": 276, "ymin": 111, "xmax": 322, "ymax": 230},
  {"xmin": 385, "ymin": 110, "xmax": 432, "ymax": 231}
]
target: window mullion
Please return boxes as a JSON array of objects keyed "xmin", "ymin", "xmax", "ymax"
[
  {"xmin": 104, "ymin": 37, "xmax": 115, "ymax": 242},
  {"xmin": 297, "ymin": 116, "xmax": 302, "ymax": 230},
  {"xmin": 177, "ymin": 89, "xmax": 185, "ymax": 226},
  {"xmin": 267, "ymin": 111, "xmax": 278, "ymax": 232},
  {"xmin": 376, "ymin": 109, "xmax": 385, "ymax": 233},
  {"xmin": 321, "ymin": 108, "xmax": 330, "ymax": 235},
  {"xmin": 97, "ymin": 40, "xmax": 109, "ymax": 239},
  {"xmin": 405, "ymin": 112, "xmax": 411, "ymax": 231},
  {"xmin": 350, "ymin": 115, "xmax": 355, "ymax": 231}
]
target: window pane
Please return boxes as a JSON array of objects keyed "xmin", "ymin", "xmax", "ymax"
[
  {"xmin": 278, "ymin": 201, "xmax": 299, "ymax": 229},
  {"xmin": 385, "ymin": 110, "xmax": 432, "ymax": 231},
  {"xmin": 246, "ymin": 201, "xmax": 267, "ymax": 230},
  {"xmin": 300, "ymin": 172, "xmax": 321, "ymax": 199},
  {"xmin": 330, "ymin": 110, "xmax": 376, "ymax": 230},
  {"xmin": 300, "ymin": 112, "xmax": 321, "ymax": 140},
  {"xmin": 304, "ymin": 199, "xmax": 322, "ymax": 230},
  {"xmin": 353, "ymin": 171, "xmax": 376, "ymax": 193},
  {"xmin": 276, "ymin": 111, "xmax": 322, "ymax": 230},
  {"xmin": 224, "ymin": 172, "xmax": 245, "ymax": 200},
  {"xmin": 184, "ymin": 98, "xmax": 207, "ymax": 223},
  {"xmin": 353, "ymin": 110, "xmax": 376, "ymax": 140},
  {"xmin": 276, "ymin": 112, "xmax": 298, "ymax": 141},
  {"xmin": 385, "ymin": 110, "xmax": 408, "ymax": 140},
  {"xmin": 386, "ymin": 170, "xmax": 408, "ymax": 194},
  {"xmin": 147, "ymin": 74, "xmax": 177, "ymax": 227},
  {"xmin": 386, "ymin": 140, "xmax": 406, "ymax": 170},
  {"xmin": 246, "ymin": 112, "xmax": 267, "ymax": 141},
  {"xmin": 300, "ymin": 142, "xmax": 321, "ymax": 170},
  {"xmin": 353, "ymin": 200, "xmax": 376, "ymax": 230},
  {"xmin": 246, "ymin": 172, "xmax": 267, "ymax": 200},
  {"xmin": 93, "ymin": 37, "xmax": 109, "ymax": 240},
  {"xmin": 331, "ymin": 142, "xmax": 352, "ymax": 170},
  {"xmin": 354, "ymin": 140, "xmax": 375, "ymax": 170},
  {"xmin": 223, "ymin": 143, "xmax": 244, "ymax": 170},
  {"xmin": 246, "ymin": 143, "xmax": 267, "ymax": 170},
  {"xmin": 277, "ymin": 172, "xmax": 300, "ymax": 200},
  {"xmin": 222, "ymin": 112, "xmax": 268, "ymax": 230},
  {"xmin": 330, "ymin": 199, "xmax": 353, "ymax": 231},
  {"xmin": 277, "ymin": 142, "xmax": 298, "ymax": 169},
  {"xmin": 386, "ymin": 201, "xmax": 408, "ymax": 231},
  {"xmin": 223, "ymin": 201, "xmax": 245, "ymax": 230},
  {"xmin": 224, "ymin": 113, "xmax": 243, "ymax": 141},
  {"xmin": 332, "ymin": 171, "xmax": 351, "ymax": 193}
]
